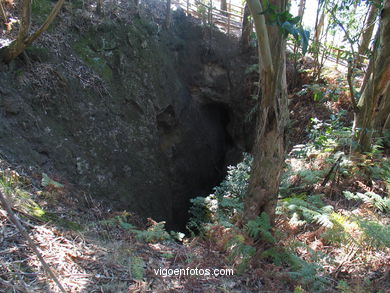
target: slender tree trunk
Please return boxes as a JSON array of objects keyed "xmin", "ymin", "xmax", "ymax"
[
  {"xmin": 244, "ymin": 0, "xmax": 288, "ymax": 222},
  {"xmin": 298, "ymin": 0, "xmax": 306, "ymax": 22},
  {"xmin": 312, "ymin": 0, "xmax": 325, "ymax": 79},
  {"xmin": 164, "ymin": 0, "xmax": 171, "ymax": 29},
  {"xmin": 355, "ymin": 0, "xmax": 390, "ymax": 152},
  {"xmin": 0, "ymin": 0, "xmax": 65, "ymax": 63},
  {"xmin": 96, "ymin": 0, "xmax": 103, "ymax": 15},
  {"xmin": 220, "ymin": 0, "xmax": 227, "ymax": 12},
  {"xmin": 357, "ymin": 2, "xmax": 379, "ymax": 65},
  {"xmin": 0, "ymin": 0, "xmax": 7, "ymax": 26},
  {"xmin": 314, "ymin": 10, "xmax": 325, "ymax": 43},
  {"xmin": 240, "ymin": 3, "xmax": 251, "ymax": 51},
  {"xmin": 0, "ymin": 0, "xmax": 31, "ymax": 63}
]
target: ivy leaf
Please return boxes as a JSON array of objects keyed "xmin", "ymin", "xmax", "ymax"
[
  {"xmin": 298, "ymin": 28, "xmax": 310, "ymax": 55},
  {"xmin": 290, "ymin": 16, "xmax": 301, "ymax": 25},
  {"xmin": 281, "ymin": 21, "xmax": 298, "ymax": 38}
]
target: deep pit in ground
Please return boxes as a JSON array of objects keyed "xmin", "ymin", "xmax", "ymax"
[{"xmin": 0, "ymin": 3, "xmax": 256, "ymax": 231}]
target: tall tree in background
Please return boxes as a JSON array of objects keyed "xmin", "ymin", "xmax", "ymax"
[
  {"xmin": 312, "ymin": 0, "xmax": 327, "ymax": 80},
  {"xmin": 357, "ymin": 1, "xmax": 379, "ymax": 65},
  {"xmin": 244, "ymin": 0, "xmax": 288, "ymax": 222},
  {"xmin": 221, "ymin": 0, "xmax": 227, "ymax": 12},
  {"xmin": 298, "ymin": 0, "xmax": 306, "ymax": 22},
  {"xmin": 164, "ymin": 0, "xmax": 172, "ymax": 29},
  {"xmin": 96, "ymin": 0, "xmax": 103, "ymax": 15},
  {"xmin": 355, "ymin": 0, "xmax": 390, "ymax": 151},
  {"xmin": 0, "ymin": 0, "xmax": 65, "ymax": 63},
  {"xmin": 314, "ymin": 2, "xmax": 325, "ymax": 43}
]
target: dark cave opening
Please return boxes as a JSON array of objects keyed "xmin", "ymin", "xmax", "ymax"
[{"xmin": 166, "ymin": 101, "xmax": 241, "ymax": 232}]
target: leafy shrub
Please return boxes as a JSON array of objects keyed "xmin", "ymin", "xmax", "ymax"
[
  {"xmin": 225, "ymin": 234, "xmax": 256, "ymax": 274},
  {"xmin": 356, "ymin": 219, "xmax": 390, "ymax": 248},
  {"xmin": 187, "ymin": 153, "xmax": 252, "ymax": 232},
  {"xmin": 132, "ymin": 221, "xmax": 171, "ymax": 243},
  {"xmin": 343, "ymin": 191, "xmax": 390, "ymax": 214},
  {"xmin": 277, "ymin": 194, "xmax": 334, "ymax": 227},
  {"xmin": 245, "ymin": 212, "xmax": 276, "ymax": 243}
]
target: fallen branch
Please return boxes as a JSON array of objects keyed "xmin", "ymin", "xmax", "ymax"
[
  {"xmin": 321, "ymin": 155, "xmax": 343, "ymax": 187},
  {"xmin": 0, "ymin": 190, "xmax": 67, "ymax": 293},
  {"xmin": 0, "ymin": 0, "xmax": 7, "ymax": 25}
]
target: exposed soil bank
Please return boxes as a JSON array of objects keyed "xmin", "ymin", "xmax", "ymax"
[{"xmin": 0, "ymin": 2, "xmax": 256, "ymax": 230}]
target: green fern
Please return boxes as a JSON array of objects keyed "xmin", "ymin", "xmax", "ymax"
[
  {"xmin": 130, "ymin": 256, "xmax": 145, "ymax": 280},
  {"xmin": 343, "ymin": 191, "xmax": 390, "ymax": 214},
  {"xmin": 278, "ymin": 194, "xmax": 334, "ymax": 227},
  {"xmin": 225, "ymin": 234, "xmax": 256, "ymax": 274},
  {"xmin": 356, "ymin": 219, "xmax": 390, "ymax": 248},
  {"xmin": 133, "ymin": 221, "xmax": 171, "ymax": 243},
  {"xmin": 188, "ymin": 153, "xmax": 252, "ymax": 232},
  {"xmin": 245, "ymin": 212, "xmax": 276, "ymax": 243},
  {"xmin": 288, "ymin": 261, "xmax": 329, "ymax": 292}
]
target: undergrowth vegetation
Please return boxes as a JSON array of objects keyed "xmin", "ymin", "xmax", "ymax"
[{"xmin": 187, "ymin": 91, "xmax": 389, "ymax": 291}]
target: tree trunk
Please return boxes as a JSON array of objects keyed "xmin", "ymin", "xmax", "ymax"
[
  {"xmin": 312, "ymin": 0, "xmax": 325, "ymax": 79},
  {"xmin": 0, "ymin": 0, "xmax": 7, "ymax": 26},
  {"xmin": 96, "ymin": 0, "xmax": 103, "ymax": 15},
  {"xmin": 298, "ymin": 0, "xmax": 306, "ymax": 22},
  {"xmin": 357, "ymin": 2, "xmax": 379, "ymax": 65},
  {"xmin": 355, "ymin": 0, "xmax": 390, "ymax": 152},
  {"xmin": 220, "ymin": 0, "xmax": 227, "ymax": 12},
  {"xmin": 244, "ymin": 0, "xmax": 288, "ymax": 222},
  {"xmin": 0, "ymin": 0, "xmax": 65, "ymax": 63},
  {"xmin": 314, "ymin": 10, "xmax": 325, "ymax": 43},
  {"xmin": 240, "ymin": 3, "xmax": 251, "ymax": 51},
  {"xmin": 164, "ymin": 0, "xmax": 171, "ymax": 29}
]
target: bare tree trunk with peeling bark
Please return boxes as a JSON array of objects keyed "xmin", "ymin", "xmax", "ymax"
[
  {"xmin": 355, "ymin": 0, "xmax": 390, "ymax": 152},
  {"xmin": 357, "ymin": 2, "xmax": 379, "ymax": 66},
  {"xmin": 244, "ymin": 0, "xmax": 288, "ymax": 222},
  {"xmin": 298, "ymin": 0, "xmax": 306, "ymax": 21}
]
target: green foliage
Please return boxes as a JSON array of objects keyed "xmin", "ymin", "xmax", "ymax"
[
  {"xmin": 261, "ymin": 243, "xmax": 330, "ymax": 291},
  {"xmin": 278, "ymin": 194, "xmax": 334, "ymax": 228},
  {"xmin": 41, "ymin": 173, "xmax": 64, "ymax": 188},
  {"xmin": 356, "ymin": 219, "xmax": 390, "ymax": 248},
  {"xmin": 366, "ymin": 156, "xmax": 390, "ymax": 187},
  {"xmin": 261, "ymin": 1, "xmax": 309, "ymax": 54},
  {"xmin": 132, "ymin": 221, "xmax": 172, "ymax": 243},
  {"xmin": 245, "ymin": 63, "xmax": 259, "ymax": 74},
  {"xmin": 288, "ymin": 261, "xmax": 329, "ymax": 292},
  {"xmin": 225, "ymin": 234, "xmax": 256, "ymax": 274},
  {"xmin": 100, "ymin": 215, "xmax": 172, "ymax": 243},
  {"xmin": 308, "ymin": 113, "xmax": 353, "ymax": 151},
  {"xmin": 187, "ymin": 153, "xmax": 252, "ymax": 232},
  {"xmin": 336, "ymin": 280, "xmax": 351, "ymax": 293},
  {"xmin": 321, "ymin": 213, "xmax": 353, "ymax": 246},
  {"xmin": 130, "ymin": 256, "xmax": 145, "ymax": 280},
  {"xmin": 343, "ymin": 191, "xmax": 390, "ymax": 214},
  {"xmin": 32, "ymin": 0, "xmax": 52, "ymax": 20},
  {"xmin": 245, "ymin": 212, "xmax": 276, "ymax": 243}
]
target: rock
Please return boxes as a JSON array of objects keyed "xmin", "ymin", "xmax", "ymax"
[{"xmin": 2, "ymin": 96, "xmax": 23, "ymax": 115}]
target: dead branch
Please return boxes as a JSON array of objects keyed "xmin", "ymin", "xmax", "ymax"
[
  {"xmin": 0, "ymin": 190, "xmax": 67, "ymax": 293},
  {"xmin": 321, "ymin": 155, "xmax": 343, "ymax": 187}
]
